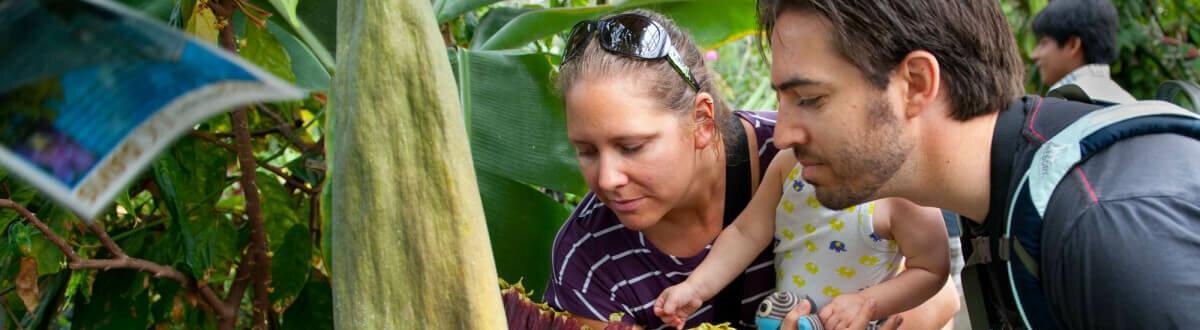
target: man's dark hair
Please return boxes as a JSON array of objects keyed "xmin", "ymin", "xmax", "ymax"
[
  {"xmin": 757, "ymin": 0, "xmax": 1025, "ymax": 121},
  {"xmin": 1032, "ymin": 0, "xmax": 1120, "ymax": 64}
]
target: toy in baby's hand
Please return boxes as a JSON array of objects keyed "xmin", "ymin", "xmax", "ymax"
[{"xmin": 754, "ymin": 291, "xmax": 824, "ymax": 330}]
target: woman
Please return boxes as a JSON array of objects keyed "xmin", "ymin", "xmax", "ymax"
[{"xmin": 544, "ymin": 9, "xmax": 958, "ymax": 329}]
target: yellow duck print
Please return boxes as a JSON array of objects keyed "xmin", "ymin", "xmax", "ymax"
[
  {"xmin": 805, "ymin": 262, "xmax": 820, "ymax": 275},
  {"xmin": 782, "ymin": 200, "xmax": 795, "ymax": 214},
  {"xmin": 782, "ymin": 228, "xmax": 796, "ymax": 241},
  {"xmin": 804, "ymin": 240, "xmax": 817, "ymax": 252},
  {"xmin": 788, "ymin": 167, "xmax": 800, "ymax": 181},
  {"xmin": 792, "ymin": 275, "xmax": 806, "ymax": 288},
  {"xmin": 859, "ymin": 255, "xmax": 880, "ymax": 266},
  {"xmin": 784, "ymin": 250, "xmax": 793, "ymax": 260},
  {"xmin": 887, "ymin": 240, "xmax": 898, "ymax": 252},
  {"xmin": 822, "ymin": 286, "xmax": 842, "ymax": 298},
  {"xmin": 843, "ymin": 205, "xmax": 857, "ymax": 213},
  {"xmin": 806, "ymin": 196, "xmax": 822, "ymax": 209},
  {"xmin": 837, "ymin": 267, "xmax": 856, "ymax": 278},
  {"xmin": 830, "ymin": 218, "xmax": 845, "ymax": 232},
  {"xmin": 803, "ymin": 223, "xmax": 817, "ymax": 234}
]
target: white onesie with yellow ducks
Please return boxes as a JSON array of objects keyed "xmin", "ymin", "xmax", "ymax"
[{"xmin": 773, "ymin": 164, "xmax": 903, "ymax": 308}]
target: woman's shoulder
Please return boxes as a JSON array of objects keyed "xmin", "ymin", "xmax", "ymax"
[{"xmin": 733, "ymin": 110, "xmax": 782, "ymax": 176}]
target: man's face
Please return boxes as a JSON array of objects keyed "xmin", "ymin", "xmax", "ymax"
[
  {"xmin": 769, "ymin": 10, "xmax": 913, "ymax": 210},
  {"xmin": 1031, "ymin": 36, "xmax": 1083, "ymax": 86}
]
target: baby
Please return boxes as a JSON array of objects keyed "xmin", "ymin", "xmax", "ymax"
[{"xmin": 654, "ymin": 150, "xmax": 949, "ymax": 329}]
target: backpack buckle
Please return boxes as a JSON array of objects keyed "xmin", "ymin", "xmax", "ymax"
[{"xmin": 964, "ymin": 236, "xmax": 992, "ymax": 267}]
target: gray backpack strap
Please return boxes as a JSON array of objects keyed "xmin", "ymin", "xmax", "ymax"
[{"xmin": 1022, "ymin": 101, "xmax": 1200, "ymax": 217}]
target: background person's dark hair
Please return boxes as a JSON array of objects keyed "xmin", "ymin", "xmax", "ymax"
[
  {"xmin": 1032, "ymin": 0, "xmax": 1120, "ymax": 65},
  {"xmin": 558, "ymin": 9, "xmax": 739, "ymax": 150},
  {"xmin": 756, "ymin": 0, "xmax": 1025, "ymax": 121}
]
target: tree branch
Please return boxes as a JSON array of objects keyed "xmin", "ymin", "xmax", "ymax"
[
  {"xmin": 0, "ymin": 199, "xmax": 234, "ymax": 323},
  {"xmin": 213, "ymin": 126, "xmax": 282, "ymax": 139},
  {"xmin": 214, "ymin": 3, "xmax": 272, "ymax": 326},
  {"xmin": 191, "ymin": 130, "xmax": 318, "ymax": 195}
]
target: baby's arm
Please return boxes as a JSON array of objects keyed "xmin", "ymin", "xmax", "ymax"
[
  {"xmin": 819, "ymin": 198, "xmax": 949, "ymax": 327},
  {"xmin": 654, "ymin": 151, "xmax": 795, "ymax": 324}
]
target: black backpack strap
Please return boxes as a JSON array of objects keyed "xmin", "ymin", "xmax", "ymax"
[
  {"xmin": 961, "ymin": 98, "xmax": 1035, "ymax": 329},
  {"xmin": 712, "ymin": 115, "xmax": 754, "ymax": 323},
  {"xmin": 961, "ymin": 96, "xmax": 1099, "ymax": 329}
]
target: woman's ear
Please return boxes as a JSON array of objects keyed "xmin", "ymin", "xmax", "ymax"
[{"xmin": 692, "ymin": 92, "xmax": 717, "ymax": 150}]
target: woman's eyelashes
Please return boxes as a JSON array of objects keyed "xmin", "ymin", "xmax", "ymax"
[
  {"xmin": 572, "ymin": 142, "xmax": 645, "ymax": 158},
  {"xmin": 620, "ymin": 143, "xmax": 644, "ymax": 154},
  {"xmin": 574, "ymin": 145, "xmax": 597, "ymax": 159}
]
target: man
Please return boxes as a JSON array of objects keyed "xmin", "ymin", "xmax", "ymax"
[
  {"xmin": 757, "ymin": 0, "xmax": 1200, "ymax": 329},
  {"xmin": 1031, "ymin": 0, "xmax": 1136, "ymax": 104}
]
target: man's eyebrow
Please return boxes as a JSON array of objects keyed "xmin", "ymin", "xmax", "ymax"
[{"xmin": 772, "ymin": 77, "xmax": 825, "ymax": 92}]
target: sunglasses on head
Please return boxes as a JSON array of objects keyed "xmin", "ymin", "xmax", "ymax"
[{"xmin": 562, "ymin": 13, "xmax": 701, "ymax": 92}]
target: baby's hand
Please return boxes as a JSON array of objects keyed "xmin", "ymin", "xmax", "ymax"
[
  {"xmin": 818, "ymin": 293, "xmax": 870, "ymax": 329},
  {"xmin": 654, "ymin": 282, "xmax": 705, "ymax": 329}
]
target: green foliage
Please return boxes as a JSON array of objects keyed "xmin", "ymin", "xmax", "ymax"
[
  {"xmin": 71, "ymin": 270, "xmax": 152, "ymax": 330},
  {"xmin": 281, "ymin": 274, "xmax": 332, "ymax": 330},
  {"xmin": 242, "ymin": 22, "xmax": 297, "ymax": 83}
]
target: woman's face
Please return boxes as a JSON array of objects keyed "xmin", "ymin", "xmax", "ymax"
[{"xmin": 565, "ymin": 76, "xmax": 703, "ymax": 231}]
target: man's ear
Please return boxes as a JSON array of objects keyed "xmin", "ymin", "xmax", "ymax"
[
  {"xmin": 1066, "ymin": 36, "xmax": 1084, "ymax": 59},
  {"xmin": 692, "ymin": 92, "xmax": 717, "ymax": 150},
  {"xmin": 897, "ymin": 50, "xmax": 941, "ymax": 119}
]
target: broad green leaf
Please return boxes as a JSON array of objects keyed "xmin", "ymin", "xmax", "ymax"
[
  {"xmin": 296, "ymin": 0, "xmax": 336, "ymax": 57},
  {"xmin": 451, "ymin": 49, "xmax": 586, "ymax": 195},
  {"xmin": 0, "ymin": 181, "xmax": 36, "ymax": 235},
  {"xmin": 470, "ymin": 6, "xmax": 536, "ymax": 49},
  {"xmin": 150, "ymin": 138, "xmax": 234, "ymax": 277},
  {"xmin": 185, "ymin": 208, "xmax": 237, "ymax": 278},
  {"xmin": 258, "ymin": 172, "xmax": 303, "ymax": 251},
  {"xmin": 435, "ymin": 0, "xmax": 509, "ymax": 23},
  {"xmin": 269, "ymin": 225, "xmax": 311, "ymax": 310},
  {"xmin": 264, "ymin": 0, "xmax": 334, "ymax": 72},
  {"xmin": 29, "ymin": 204, "xmax": 69, "ymax": 275},
  {"xmin": 476, "ymin": 169, "xmax": 571, "ymax": 293},
  {"xmin": 479, "ymin": 0, "xmax": 756, "ymax": 51},
  {"xmin": 478, "ymin": 5, "xmax": 613, "ymax": 50},
  {"xmin": 637, "ymin": 0, "xmax": 758, "ymax": 49},
  {"xmin": 268, "ymin": 20, "xmax": 330, "ymax": 91},
  {"xmin": 243, "ymin": 23, "xmax": 297, "ymax": 83},
  {"xmin": 281, "ymin": 274, "xmax": 332, "ymax": 330},
  {"xmin": 9, "ymin": 224, "xmax": 32, "ymax": 256},
  {"xmin": 71, "ymin": 270, "xmax": 152, "ymax": 330}
]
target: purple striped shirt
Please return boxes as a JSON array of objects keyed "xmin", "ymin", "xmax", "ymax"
[{"xmin": 545, "ymin": 111, "xmax": 781, "ymax": 329}]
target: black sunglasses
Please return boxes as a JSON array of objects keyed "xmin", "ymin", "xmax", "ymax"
[{"xmin": 562, "ymin": 13, "xmax": 700, "ymax": 91}]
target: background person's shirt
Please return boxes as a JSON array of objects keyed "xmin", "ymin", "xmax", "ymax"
[{"xmin": 1046, "ymin": 64, "xmax": 1136, "ymax": 105}]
